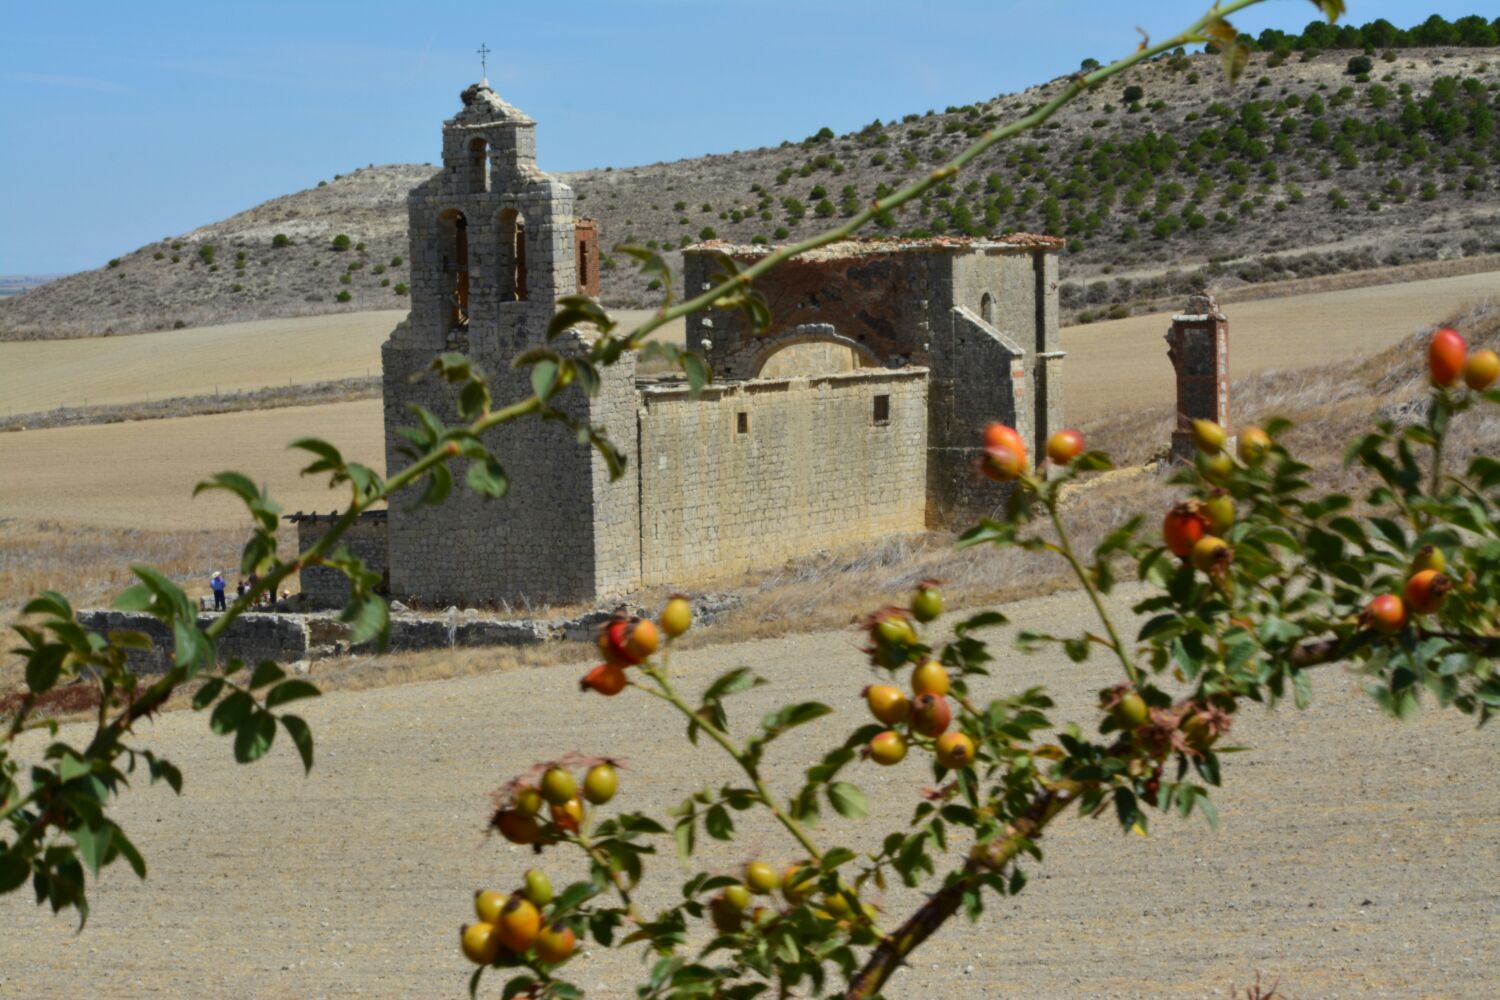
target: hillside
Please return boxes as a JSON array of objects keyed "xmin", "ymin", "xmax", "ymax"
[{"xmin": 2, "ymin": 44, "xmax": 1498, "ymax": 339}]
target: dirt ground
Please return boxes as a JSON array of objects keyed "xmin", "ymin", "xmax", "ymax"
[{"xmin": 1, "ymin": 586, "xmax": 1494, "ymax": 999}]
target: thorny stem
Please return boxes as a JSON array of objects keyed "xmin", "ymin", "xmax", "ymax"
[
  {"xmin": 1040, "ymin": 483, "xmax": 1142, "ymax": 688},
  {"xmin": 639, "ymin": 660, "xmax": 827, "ymax": 865},
  {"xmin": 842, "ymin": 781, "xmax": 1084, "ymax": 1000},
  {"xmin": 572, "ymin": 825, "xmax": 642, "ymax": 925},
  {"xmin": 618, "ymin": 0, "xmax": 1268, "ymax": 349}
]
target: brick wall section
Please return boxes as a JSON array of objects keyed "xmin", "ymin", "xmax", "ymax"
[
  {"xmin": 1165, "ymin": 293, "xmax": 1230, "ymax": 463},
  {"xmin": 637, "ymin": 369, "xmax": 928, "ymax": 585},
  {"xmin": 78, "ymin": 610, "xmax": 309, "ymax": 674},
  {"xmin": 574, "ymin": 219, "xmax": 600, "ymax": 298},
  {"xmin": 290, "ymin": 511, "xmax": 388, "ymax": 610}
]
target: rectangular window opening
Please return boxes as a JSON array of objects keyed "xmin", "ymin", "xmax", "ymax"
[
  {"xmin": 736, "ymin": 411, "xmax": 749, "ymax": 434},
  {"xmin": 873, "ymin": 394, "xmax": 890, "ymax": 425}
]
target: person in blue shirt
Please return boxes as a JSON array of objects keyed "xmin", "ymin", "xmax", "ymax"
[{"xmin": 211, "ymin": 571, "xmax": 226, "ymax": 611}]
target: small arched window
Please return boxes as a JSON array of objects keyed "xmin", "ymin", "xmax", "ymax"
[
  {"xmin": 438, "ymin": 209, "xmax": 470, "ymax": 328},
  {"xmin": 498, "ymin": 208, "xmax": 528, "ymax": 302},
  {"xmin": 980, "ymin": 292, "xmax": 994, "ymax": 326},
  {"xmin": 468, "ymin": 138, "xmax": 490, "ymax": 194}
]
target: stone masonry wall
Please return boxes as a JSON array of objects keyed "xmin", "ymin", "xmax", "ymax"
[
  {"xmin": 1166, "ymin": 293, "xmax": 1230, "ymax": 463},
  {"xmin": 383, "ymin": 339, "xmax": 638, "ymax": 606},
  {"xmin": 292, "ymin": 511, "xmax": 388, "ymax": 610},
  {"xmin": 78, "ymin": 610, "xmax": 309, "ymax": 674},
  {"xmin": 637, "ymin": 369, "xmax": 928, "ymax": 586}
]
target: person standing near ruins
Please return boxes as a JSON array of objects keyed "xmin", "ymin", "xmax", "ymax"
[{"xmin": 210, "ymin": 571, "xmax": 226, "ymax": 612}]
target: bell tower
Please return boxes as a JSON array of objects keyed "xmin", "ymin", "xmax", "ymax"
[{"xmin": 380, "ymin": 83, "xmax": 638, "ymax": 607}]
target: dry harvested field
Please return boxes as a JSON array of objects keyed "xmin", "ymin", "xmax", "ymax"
[
  {"xmin": 1, "ymin": 586, "xmax": 1495, "ymax": 999},
  {"xmin": 3, "ymin": 273, "xmax": 1493, "ymax": 533},
  {"xmin": 0, "ymin": 310, "xmax": 403, "ymax": 416},
  {"xmin": 0, "ymin": 400, "xmax": 385, "ymax": 530},
  {"xmin": 0, "ymin": 309, "xmax": 685, "ymax": 418},
  {"xmin": 1066, "ymin": 269, "xmax": 1500, "ymax": 425}
]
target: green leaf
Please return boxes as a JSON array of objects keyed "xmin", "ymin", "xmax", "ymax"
[
  {"xmin": 703, "ymin": 804, "xmax": 735, "ymax": 841},
  {"xmin": 265, "ymin": 679, "xmax": 320, "ymax": 709},
  {"xmin": 113, "ymin": 827, "xmax": 147, "ymax": 879},
  {"xmin": 827, "ymin": 782, "xmax": 869, "ymax": 819},
  {"xmin": 547, "ymin": 295, "xmax": 617, "ymax": 340},
  {"xmin": 341, "ymin": 594, "xmax": 390, "ymax": 649},
  {"xmin": 702, "ymin": 667, "xmax": 766, "ymax": 704},
  {"xmin": 111, "ymin": 583, "xmax": 154, "ymax": 612},
  {"xmin": 192, "ymin": 471, "xmax": 259, "ymax": 504},
  {"xmin": 466, "ymin": 458, "xmax": 509, "ymax": 499},
  {"xmin": 457, "ymin": 379, "xmax": 490, "ymax": 419},
  {"xmin": 131, "ymin": 565, "xmax": 192, "ymax": 622},
  {"xmin": 414, "ymin": 463, "xmax": 452, "ymax": 508},
  {"xmin": 209, "ymin": 690, "xmax": 254, "ymax": 735},
  {"xmin": 72, "ymin": 823, "xmax": 112, "ymax": 876},
  {"xmin": 680, "ymin": 352, "xmax": 712, "ymax": 397},
  {"xmin": 280, "ymin": 714, "xmax": 315, "ymax": 773},
  {"xmin": 234, "ymin": 711, "xmax": 277, "ymax": 763},
  {"xmin": 172, "ymin": 621, "xmax": 212, "ymax": 674},
  {"xmin": 289, "ymin": 437, "xmax": 345, "ymax": 476},
  {"xmin": 24, "ymin": 645, "xmax": 66, "ymax": 694},
  {"xmin": 192, "ymin": 677, "xmax": 225, "ymax": 710},
  {"xmin": 0, "ymin": 856, "xmax": 31, "ymax": 894},
  {"xmin": 22, "ymin": 591, "xmax": 73, "ymax": 620},
  {"xmin": 530, "ymin": 359, "xmax": 561, "ymax": 399},
  {"xmin": 248, "ymin": 661, "xmax": 285, "ymax": 690},
  {"xmin": 1307, "ymin": 0, "xmax": 1345, "ymax": 23},
  {"xmin": 429, "ymin": 352, "xmax": 474, "ymax": 382}
]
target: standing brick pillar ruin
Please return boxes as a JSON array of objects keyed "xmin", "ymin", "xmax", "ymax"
[{"xmin": 1165, "ymin": 292, "xmax": 1229, "ymax": 463}]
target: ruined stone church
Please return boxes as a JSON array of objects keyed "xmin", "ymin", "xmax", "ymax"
[{"xmin": 295, "ymin": 83, "xmax": 1065, "ymax": 608}]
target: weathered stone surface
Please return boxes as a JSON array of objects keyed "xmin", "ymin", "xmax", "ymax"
[
  {"xmin": 455, "ymin": 619, "xmax": 551, "ymax": 647},
  {"xmin": 78, "ymin": 610, "xmax": 309, "ymax": 674},
  {"xmin": 1166, "ymin": 292, "xmax": 1230, "ymax": 463},
  {"xmin": 290, "ymin": 510, "xmax": 388, "ymax": 610},
  {"xmin": 305, "ymin": 85, "xmax": 1067, "ymax": 610}
]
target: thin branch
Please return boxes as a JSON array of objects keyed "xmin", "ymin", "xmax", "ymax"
[{"xmin": 843, "ymin": 781, "xmax": 1083, "ymax": 999}]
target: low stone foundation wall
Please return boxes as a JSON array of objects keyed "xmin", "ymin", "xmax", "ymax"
[
  {"xmin": 76, "ymin": 594, "xmax": 739, "ymax": 673},
  {"xmin": 78, "ymin": 610, "xmax": 311, "ymax": 674}
]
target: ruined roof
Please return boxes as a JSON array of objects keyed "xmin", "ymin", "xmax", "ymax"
[
  {"xmin": 683, "ymin": 233, "xmax": 1064, "ymax": 260},
  {"xmin": 450, "ymin": 82, "xmax": 535, "ymax": 127}
]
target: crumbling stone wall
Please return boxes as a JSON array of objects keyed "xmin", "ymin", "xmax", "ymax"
[
  {"xmin": 371, "ymin": 88, "xmax": 1067, "ymax": 609},
  {"xmin": 637, "ymin": 369, "xmax": 928, "ymax": 585},
  {"xmin": 290, "ymin": 510, "xmax": 388, "ymax": 610},
  {"xmin": 78, "ymin": 610, "xmax": 309, "ymax": 674},
  {"xmin": 1166, "ymin": 292, "xmax": 1230, "ymax": 463},
  {"xmin": 684, "ymin": 237, "xmax": 1063, "ymax": 527}
]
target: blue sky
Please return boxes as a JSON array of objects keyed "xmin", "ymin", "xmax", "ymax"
[{"xmin": 0, "ymin": 1, "xmax": 1484, "ymax": 273}]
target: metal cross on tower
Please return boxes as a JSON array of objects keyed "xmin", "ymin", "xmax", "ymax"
[{"xmin": 476, "ymin": 43, "xmax": 491, "ymax": 80}]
